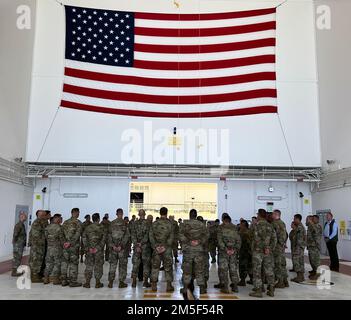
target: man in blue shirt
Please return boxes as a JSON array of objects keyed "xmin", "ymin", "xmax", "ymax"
[{"xmin": 323, "ymin": 212, "xmax": 339, "ymax": 272}]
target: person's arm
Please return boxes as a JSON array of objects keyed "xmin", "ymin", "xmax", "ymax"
[
  {"xmin": 217, "ymin": 227, "xmax": 225, "ymax": 251},
  {"xmin": 122, "ymin": 227, "xmax": 130, "ymax": 247},
  {"xmin": 167, "ymin": 223, "xmax": 174, "ymax": 247},
  {"xmin": 149, "ymin": 225, "xmax": 156, "ymax": 250},
  {"xmin": 329, "ymin": 222, "xmax": 338, "ymax": 240},
  {"xmin": 12, "ymin": 223, "xmax": 20, "ymax": 244}
]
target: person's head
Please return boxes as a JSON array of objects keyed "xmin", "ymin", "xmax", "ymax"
[
  {"xmin": 306, "ymin": 215, "xmax": 313, "ymax": 225},
  {"xmin": 124, "ymin": 216, "xmax": 129, "ymax": 222},
  {"xmin": 131, "ymin": 214, "xmax": 136, "ymax": 221},
  {"xmin": 54, "ymin": 213, "xmax": 62, "ymax": 225},
  {"xmin": 257, "ymin": 209, "xmax": 267, "ymax": 220},
  {"xmin": 156, "ymin": 217, "xmax": 160, "ymax": 220},
  {"xmin": 221, "ymin": 213, "xmax": 229, "ymax": 222},
  {"xmin": 240, "ymin": 219, "xmax": 249, "ymax": 230},
  {"xmin": 169, "ymin": 215, "xmax": 175, "ymax": 221},
  {"xmin": 102, "ymin": 216, "xmax": 108, "ymax": 222},
  {"xmin": 251, "ymin": 216, "xmax": 258, "ymax": 225},
  {"xmin": 327, "ymin": 212, "xmax": 333, "ymax": 222},
  {"xmin": 313, "ymin": 215, "xmax": 319, "ymax": 224},
  {"xmin": 223, "ymin": 215, "xmax": 231, "ymax": 225},
  {"xmin": 19, "ymin": 212, "xmax": 27, "ymax": 223},
  {"xmin": 197, "ymin": 216, "xmax": 204, "ymax": 222},
  {"xmin": 116, "ymin": 208, "xmax": 123, "ymax": 219},
  {"xmin": 45, "ymin": 210, "xmax": 51, "ymax": 220},
  {"xmin": 36, "ymin": 210, "xmax": 46, "ymax": 219},
  {"xmin": 178, "ymin": 218, "xmax": 182, "ymax": 224},
  {"xmin": 71, "ymin": 208, "xmax": 80, "ymax": 219},
  {"xmin": 291, "ymin": 221, "xmax": 296, "ymax": 229},
  {"xmin": 215, "ymin": 219, "xmax": 220, "ymax": 225},
  {"xmin": 294, "ymin": 214, "xmax": 302, "ymax": 225},
  {"xmin": 272, "ymin": 209, "xmax": 281, "ymax": 221},
  {"xmin": 52, "ymin": 216, "xmax": 61, "ymax": 224},
  {"xmin": 104, "ymin": 213, "xmax": 109, "ymax": 220},
  {"xmin": 160, "ymin": 207, "xmax": 168, "ymax": 217},
  {"xmin": 138, "ymin": 209, "xmax": 146, "ymax": 219},
  {"xmin": 84, "ymin": 214, "xmax": 91, "ymax": 222},
  {"xmin": 147, "ymin": 214, "xmax": 153, "ymax": 223},
  {"xmin": 189, "ymin": 209, "xmax": 197, "ymax": 220},
  {"xmin": 92, "ymin": 213, "xmax": 100, "ymax": 223},
  {"xmin": 266, "ymin": 212, "xmax": 273, "ymax": 223}
]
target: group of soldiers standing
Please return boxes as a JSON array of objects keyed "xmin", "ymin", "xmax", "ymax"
[{"xmin": 11, "ymin": 206, "xmax": 322, "ymax": 298}]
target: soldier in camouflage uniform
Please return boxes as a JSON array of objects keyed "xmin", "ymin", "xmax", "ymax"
[
  {"xmin": 249, "ymin": 209, "xmax": 276, "ymax": 298},
  {"xmin": 169, "ymin": 215, "xmax": 179, "ymax": 263},
  {"xmin": 108, "ymin": 208, "xmax": 130, "ymax": 288},
  {"xmin": 307, "ymin": 215, "xmax": 322, "ymax": 280},
  {"xmin": 80, "ymin": 215, "xmax": 92, "ymax": 263},
  {"xmin": 272, "ymin": 209, "xmax": 289, "ymax": 288},
  {"xmin": 179, "ymin": 210, "xmax": 208, "ymax": 294},
  {"xmin": 101, "ymin": 215, "xmax": 111, "ymax": 261},
  {"xmin": 28, "ymin": 210, "xmax": 47, "ymax": 283},
  {"xmin": 82, "ymin": 213, "xmax": 106, "ymax": 288},
  {"xmin": 43, "ymin": 216, "xmax": 64, "ymax": 285},
  {"xmin": 149, "ymin": 207, "xmax": 174, "ymax": 292},
  {"xmin": 61, "ymin": 208, "xmax": 82, "ymax": 287},
  {"xmin": 290, "ymin": 214, "xmax": 306, "ymax": 283},
  {"xmin": 217, "ymin": 214, "xmax": 241, "ymax": 294},
  {"xmin": 12, "ymin": 212, "xmax": 27, "ymax": 277},
  {"xmin": 208, "ymin": 219, "xmax": 219, "ymax": 263},
  {"xmin": 131, "ymin": 209, "xmax": 152, "ymax": 288},
  {"xmin": 238, "ymin": 219, "xmax": 252, "ymax": 286}
]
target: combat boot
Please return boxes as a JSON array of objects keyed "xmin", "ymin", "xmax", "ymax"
[
  {"xmin": 291, "ymin": 272, "xmax": 305, "ymax": 283},
  {"xmin": 309, "ymin": 270, "xmax": 315, "ymax": 275},
  {"xmin": 166, "ymin": 282, "xmax": 174, "ymax": 292},
  {"xmin": 49, "ymin": 276, "xmax": 55, "ymax": 283},
  {"xmin": 83, "ymin": 279, "xmax": 91, "ymax": 288},
  {"xmin": 52, "ymin": 277, "xmax": 61, "ymax": 285},
  {"xmin": 267, "ymin": 285, "xmax": 275, "ymax": 297},
  {"xmin": 238, "ymin": 279, "xmax": 246, "ymax": 286},
  {"xmin": 309, "ymin": 273, "xmax": 320, "ymax": 281},
  {"xmin": 70, "ymin": 281, "xmax": 82, "ymax": 287},
  {"xmin": 61, "ymin": 276, "xmax": 69, "ymax": 287},
  {"xmin": 95, "ymin": 279, "xmax": 104, "ymax": 288},
  {"xmin": 211, "ymin": 258, "xmax": 216, "ymax": 264},
  {"xmin": 11, "ymin": 269, "xmax": 23, "ymax": 277},
  {"xmin": 43, "ymin": 276, "xmax": 50, "ymax": 284},
  {"xmin": 249, "ymin": 288, "xmax": 263, "ymax": 298},
  {"xmin": 151, "ymin": 282, "xmax": 157, "ymax": 292},
  {"xmin": 108, "ymin": 280, "xmax": 113, "ymax": 288},
  {"xmin": 199, "ymin": 285, "xmax": 207, "ymax": 294},
  {"xmin": 143, "ymin": 278, "xmax": 151, "ymax": 288},
  {"xmin": 214, "ymin": 282, "xmax": 224, "ymax": 289},
  {"xmin": 284, "ymin": 278, "xmax": 289, "ymax": 287},
  {"xmin": 274, "ymin": 279, "xmax": 285, "ymax": 289},
  {"xmin": 31, "ymin": 273, "xmax": 43, "ymax": 283},
  {"xmin": 246, "ymin": 279, "xmax": 253, "ymax": 285},
  {"xmin": 119, "ymin": 281, "xmax": 128, "ymax": 288},
  {"xmin": 132, "ymin": 276, "xmax": 137, "ymax": 288},
  {"xmin": 231, "ymin": 283, "xmax": 239, "ymax": 293},
  {"xmin": 220, "ymin": 285, "xmax": 230, "ymax": 294}
]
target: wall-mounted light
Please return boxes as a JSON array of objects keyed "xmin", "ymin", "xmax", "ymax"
[{"xmin": 63, "ymin": 193, "xmax": 88, "ymax": 198}]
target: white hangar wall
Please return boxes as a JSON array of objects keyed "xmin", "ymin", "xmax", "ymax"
[{"xmin": 26, "ymin": 0, "xmax": 321, "ymax": 167}]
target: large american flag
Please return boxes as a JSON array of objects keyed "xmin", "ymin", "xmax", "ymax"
[{"xmin": 61, "ymin": 5, "xmax": 277, "ymax": 118}]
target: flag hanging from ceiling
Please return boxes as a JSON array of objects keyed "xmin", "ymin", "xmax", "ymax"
[{"xmin": 60, "ymin": 6, "xmax": 277, "ymax": 118}]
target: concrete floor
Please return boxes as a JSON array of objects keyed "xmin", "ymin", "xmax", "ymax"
[{"xmin": 1, "ymin": 255, "xmax": 351, "ymax": 300}]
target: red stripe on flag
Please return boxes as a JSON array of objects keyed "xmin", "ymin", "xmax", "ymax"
[
  {"xmin": 65, "ymin": 68, "xmax": 276, "ymax": 87},
  {"xmin": 134, "ymin": 38, "xmax": 276, "ymax": 54},
  {"xmin": 133, "ymin": 55, "xmax": 275, "ymax": 70},
  {"xmin": 63, "ymin": 84, "xmax": 277, "ymax": 104},
  {"xmin": 61, "ymin": 100, "xmax": 277, "ymax": 118},
  {"xmin": 134, "ymin": 21, "xmax": 275, "ymax": 37},
  {"xmin": 134, "ymin": 8, "xmax": 276, "ymax": 21}
]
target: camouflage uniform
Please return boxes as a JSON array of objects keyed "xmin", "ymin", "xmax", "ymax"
[
  {"xmin": 28, "ymin": 218, "xmax": 47, "ymax": 278},
  {"xmin": 208, "ymin": 224, "xmax": 218, "ymax": 262},
  {"xmin": 108, "ymin": 218, "xmax": 130, "ymax": 282},
  {"xmin": 61, "ymin": 217, "xmax": 82, "ymax": 283},
  {"xmin": 131, "ymin": 218, "xmax": 152, "ymax": 279},
  {"xmin": 149, "ymin": 217, "xmax": 174, "ymax": 283},
  {"xmin": 291, "ymin": 223, "xmax": 306, "ymax": 273},
  {"xmin": 44, "ymin": 223, "xmax": 64, "ymax": 279},
  {"xmin": 289, "ymin": 228, "xmax": 296, "ymax": 270},
  {"xmin": 83, "ymin": 222, "xmax": 106, "ymax": 282},
  {"xmin": 251, "ymin": 219, "xmax": 276, "ymax": 290},
  {"xmin": 307, "ymin": 222, "xmax": 322, "ymax": 272},
  {"xmin": 12, "ymin": 221, "xmax": 27, "ymax": 272},
  {"xmin": 179, "ymin": 219, "xmax": 208, "ymax": 289},
  {"xmin": 272, "ymin": 219, "xmax": 288, "ymax": 283},
  {"xmin": 101, "ymin": 220, "xmax": 111, "ymax": 261},
  {"xmin": 217, "ymin": 222, "xmax": 241, "ymax": 288},
  {"xmin": 80, "ymin": 220, "xmax": 92, "ymax": 262},
  {"xmin": 238, "ymin": 228, "xmax": 252, "ymax": 282}
]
